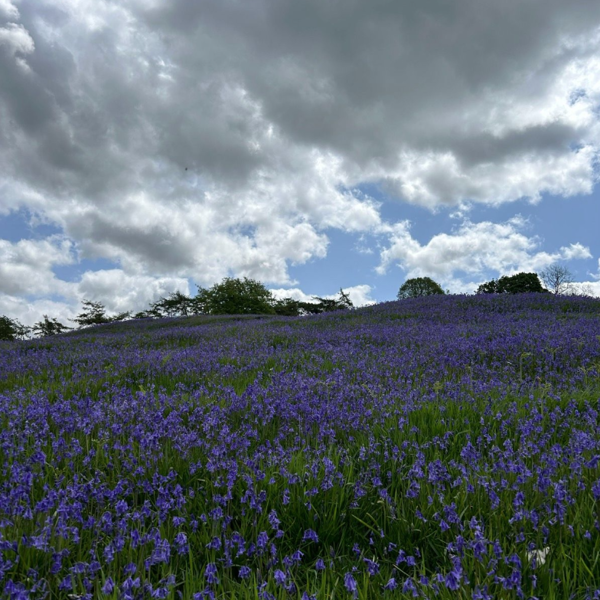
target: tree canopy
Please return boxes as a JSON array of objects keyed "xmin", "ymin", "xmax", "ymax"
[
  {"xmin": 0, "ymin": 316, "xmax": 28, "ymax": 341},
  {"xmin": 1, "ymin": 279, "xmax": 357, "ymax": 340},
  {"xmin": 477, "ymin": 272, "xmax": 546, "ymax": 294},
  {"xmin": 72, "ymin": 300, "xmax": 130, "ymax": 327},
  {"xmin": 198, "ymin": 277, "xmax": 276, "ymax": 315},
  {"xmin": 397, "ymin": 277, "xmax": 445, "ymax": 299},
  {"xmin": 32, "ymin": 315, "xmax": 71, "ymax": 337}
]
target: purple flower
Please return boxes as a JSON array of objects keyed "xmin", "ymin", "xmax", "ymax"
[
  {"xmin": 239, "ymin": 566, "xmax": 251, "ymax": 579},
  {"xmin": 175, "ymin": 531, "xmax": 189, "ymax": 554},
  {"xmin": 344, "ymin": 572, "xmax": 358, "ymax": 598},
  {"xmin": 257, "ymin": 531, "xmax": 269, "ymax": 549},
  {"xmin": 383, "ymin": 578, "xmax": 397, "ymax": 591},
  {"xmin": 205, "ymin": 563, "xmax": 219, "ymax": 585},
  {"xmin": 403, "ymin": 578, "xmax": 419, "ymax": 597},
  {"xmin": 364, "ymin": 558, "xmax": 379, "ymax": 576},
  {"xmin": 268, "ymin": 510, "xmax": 280, "ymax": 530},
  {"xmin": 101, "ymin": 578, "xmax": 115, "ymax": 595},
  {"xmin": 274, "ymin": 569, "xmax": 287, "ymax": 586},
  {"xmin": 303, "ymin": 529, "xmax": 319, "ymax": 543},
  {"xmin": 445, "ymin": 570, "xmax": 461, "ymax": 591},
  {"xmin": 206, "ymin": 536, "xmax": 221, "ymax": 551},
  {"xmin": 58, "ymin": 576, "xmax": 72, "ymax": 591}
]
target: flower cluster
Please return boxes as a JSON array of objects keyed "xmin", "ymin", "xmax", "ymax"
[{"xmin": 0, "ymin": 294, "xmax": 600, "ymax": 597}]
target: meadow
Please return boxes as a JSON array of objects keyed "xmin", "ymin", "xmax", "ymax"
[{"xmin": 1, "ymin": 293, "xmax": 600, "ymax": 599}]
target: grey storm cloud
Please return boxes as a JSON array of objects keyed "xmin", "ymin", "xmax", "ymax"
[{"xmin": 0, "ymin": 0, "xmax": 599, "ymax": 295}]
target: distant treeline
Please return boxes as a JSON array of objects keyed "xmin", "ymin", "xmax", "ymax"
[
  {"xmin": 0, "ymin": 266, "xmax": 585, "ymax": 340},
  {"xmin": 0, "ymin": 277, "xmax": 354, "ymax": 340}
]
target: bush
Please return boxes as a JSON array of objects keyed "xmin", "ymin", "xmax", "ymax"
[{"xmin": 477, "ymin": 272, "xmax": 546, "ymax": 294}]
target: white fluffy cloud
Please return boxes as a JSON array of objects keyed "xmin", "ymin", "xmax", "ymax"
[
  {"xmin": 1, "ymin": 0, "xmax": 600, "ymax": 314},
  {"xmin": 77, "ymin": 269, "xmax": 190, "ymax": 314},
  {"xmin": 0, "ymin": 236, "xmax": 75, "ymax": 296},
  {"xmin": 0, "ymin": 0, "xmax": 19, "ymax": 21},
  {"xmin": 377, "ymin": 217, "xmax": 592, "ymax": 290},
  {"xmin": 270, "ymin": 284, "xmax": 376, "ymax": 307}
]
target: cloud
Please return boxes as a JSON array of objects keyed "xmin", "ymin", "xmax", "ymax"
[
  {"xmin": 377, "ymin": 217, "xmax": 592, "ymax": 286},
  {"xmin": 270, "ymin": 284, "xmax": 376, "ymax": 307},
  {"xmin": 0, "ymin": 0, "xmax": 599, "ymax": 298},
  {"xmin": 0, "ymin": 236, "xmax": 75, "ymax": 296},
  {"xmin": 0, "ymin": 0, "xmax": 19, "ymax": 21},
  {"xmin": 0, "ymin": 22, "xmax": 34, "ymax": 70},
  {"xmin": 76, "ymin": 269, "xmax": 190, "ymax": 313},
  {"xmin": 0, "ymin": 295, "xmax": 76, "ymax": 327}
]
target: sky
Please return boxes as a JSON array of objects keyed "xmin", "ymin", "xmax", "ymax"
[{"xmin": 1, "ymin": 0, "xmax": 600, "ymax": 325}]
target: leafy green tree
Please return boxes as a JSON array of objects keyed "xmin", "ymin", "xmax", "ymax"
[
  {"xmin": 72, "ymin": 300, "xmax": 111, "ymax": 327},
  {"xmin": 32, "ymin": 315, "xmax": 71, "ymax": 337},
  {"xmin": 272, "ymin": 297, "xmax": 302, "ymax": 316},
  {"xmin": 397, "ymin": 277, "xmax": 445, "ymax": 299},
  {"xmin": 476, "ymin": 279, "xmax": 499, "ymax": 294},
  {"xmin": 311, "ymin": 288, "xmax": 354, "ymax": 312},
  {"xmin": 110, "ymin": 311, "xmax": 131, "ymax": 322},
  {"xmin": 477, "ymin": 272, "xmax": 546, "ymax": 294},
  {"xmin": 0, "ymin": 315, "xmax": 29, "ymax": 341},
  {"xmin": 150, "ymin": 291, "xmax": 193, "ymax": 317},
  {"xmin": 200, "ymin": 277, "xmax": 276, "ymax": 315}
]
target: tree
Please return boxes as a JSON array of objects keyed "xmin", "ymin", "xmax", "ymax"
[
  {"xmin": 397, "ymin": 277, "xmax": 445, "ymax": 299},
  {"xmin": 540, "ymin": 265, "xmax": 574, "ymax": 295},
  {"xmin": 311, "ymin": 288, "xmax": 354, "ymax": 312},
  {"xmin": 272, "ymin": 297, "xmax": 302, "ymax": 316},
  {"xmin": 200, "ymin": 277, "xmax": 276, "ymax": 315},
  {"xmin": 72, "ymin": 300, "xmax": 111, "ymax": 327},
  {"xmin": 150, "ymin": 291, "xmax": 193, "ymax": 317},
  {"xmin": 477, "ymin": 272, "xmax": 546, "ymax": 294},
  {"xmin": 0, "ymin": 315, "xmax": 29, "ymax": 341},
  {"xmin": 32, "ymin": 315, "xmax": 71, "ymax": 337}
]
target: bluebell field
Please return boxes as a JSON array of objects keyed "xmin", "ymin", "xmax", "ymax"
[{"xmin": 1, "ymin": 293, "xmax": 600, "ymax": 599}]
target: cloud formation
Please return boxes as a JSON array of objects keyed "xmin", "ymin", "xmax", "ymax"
[
  {"xmin": 1, "ymin": 0, "xmax": 599, "ymax": 320},
  {"xmin": 377, "ymin": 217, "xmax": 592, "ymax": 286}
]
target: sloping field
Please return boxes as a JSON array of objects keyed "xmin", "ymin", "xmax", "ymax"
[{"xmin": 1, "ymin": 294, "xmax": 600, "ymax": 599}]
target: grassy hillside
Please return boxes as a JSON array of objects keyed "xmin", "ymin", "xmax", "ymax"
[{"xmin": 1, "ymin": 294, "xmax": 600, "ymax": 599}]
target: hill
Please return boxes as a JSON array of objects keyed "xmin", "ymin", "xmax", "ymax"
[{"xmin": 1, "ymin": 294, "xmax": 600, "ymax": 598}]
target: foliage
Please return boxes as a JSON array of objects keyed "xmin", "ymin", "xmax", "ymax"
[
  {"xmin": 397, "ymin": 276, "xmax": 445, "ymax": 299},
  {"xmin": 72, "ymin": 300, "xmax": 111, "ymax": 327},
  {"xmin": 477, "ymin": 272, "xmax": 546, "ymax": 294},
  {"xmin": 72, "ymin": 300, "xmax": 130, "ymax": 328},
  {"xmin": 0, "ymin": 315, "xmax": 28, "ymax": 341},
  {"xmin": 150, "ymin": 291, "xmax": 194, "ymax": 317},
  {"xmin": 313, "ymin": 288, "xmax": 354, "ymax": 312},
  {"xmin": 31, "ymin": 315, "xmax": 71, "ymax": 337},
  {"xmin": 199, "ymin": 277, "xmax": 276, "ymax": 315},
  {"xmin": 272, "ymin": 289, "xmax": 354, "ymax": 316},
  {"xmin": 272, "ymin": 297, "xmax": 302, "ymax": 316},
  {"xmin": 540, "ymin": 264, "xmax": 574, "ymax": 295}
]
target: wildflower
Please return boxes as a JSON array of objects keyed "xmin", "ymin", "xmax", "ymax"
[
  {"xmin": 274, "ymin": 569, "xmax": 286, "ymax": 586},
  {"xmin": 268, "ymin": 510, "xmax": 280, "ymax": 530},
  {"xmin": 204, "ymin": 563, "xmax": 219, "ymax": 585},
  {"xmin": 101, "ymin": 578, "xmax": 115, "ymax": 595},
  {"xmin": 363, "ymin": 557, "xmax": 379, "ymax": 575},
  {"xmin": 403, "ymin": 578, "xmax": 419, "ymax": 597},
  {"xmin": 303, "ymin": 529, "xmax": 319, "ymax": 543},
  {"xmin": 383, "ymin": 577, "xmax": 397, "ymax": 591},
  {"xmin": 238, "ymin": 566, "xmax": 251, "ymax": 579},
  {"xmin": 344, "ymin": 572, "xmax": 358, "ymax": 598}
]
